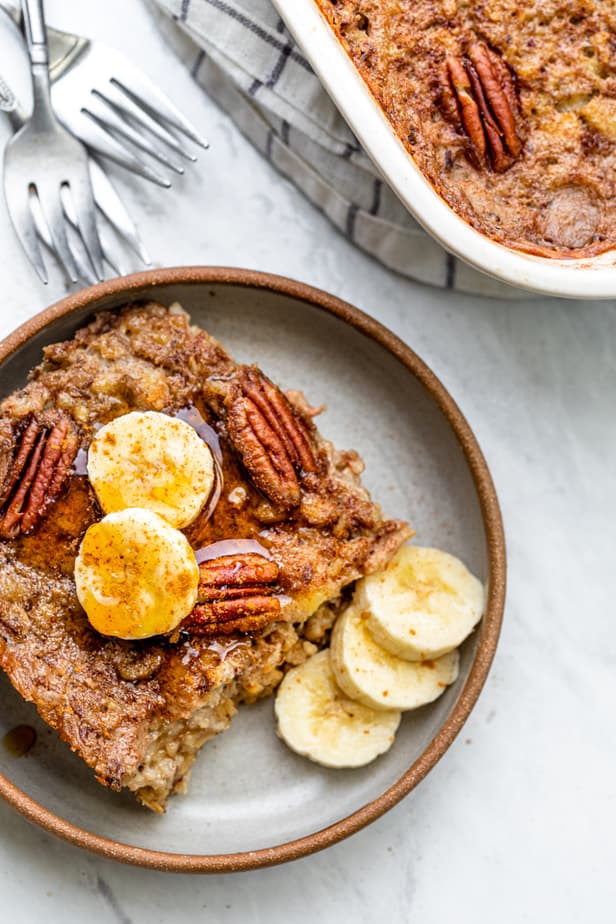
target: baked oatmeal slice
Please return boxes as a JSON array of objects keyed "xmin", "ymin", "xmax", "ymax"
[{"xmin": 0, "ymin": 303, "xmax": 410, "ymax": 811}]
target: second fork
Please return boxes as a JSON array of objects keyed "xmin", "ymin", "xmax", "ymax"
[{"xmin": 3, "ymin": 0, "xmax": 104, "ymax": 283}]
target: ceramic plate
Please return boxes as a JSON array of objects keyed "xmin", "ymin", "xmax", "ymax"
[{"xmin": 0, "ymin": 268, "xmax": 505, "ymax": 871}]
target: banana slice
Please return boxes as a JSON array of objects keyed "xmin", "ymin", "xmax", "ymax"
[
  {"xmin": 359, "ymin": 545, "xmax": 484, "ymax": 661},
  {"xmin": 275, "ymin": 650, "xmax": 401, "ymax": 768},
  {"xmin": 75, "ymin": 508, "xmax": 199, "ymax": 640},
  {"xmin": 331, "ymin": 604, "xmax": 459, "ymax": 711},
  {"xmin": 87, "ymin": 411, "xmax": 215, "ymax": 529}
]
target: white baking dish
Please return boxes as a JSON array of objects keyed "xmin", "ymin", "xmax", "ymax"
[{"xmin": 273, "ymin": 0, "xmax": 616, "ymax": 298}]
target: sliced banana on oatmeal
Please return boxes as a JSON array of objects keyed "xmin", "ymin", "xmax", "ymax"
[
  {"xmin": 75, "ymin": 508, "xmax": 199, "ymax": 640},
  {"xmin": 358, "ymin": 545, "xmax": 484, "ymax": 661},
  {"xmin": 275, "ymin": 650, "xmax": 401, "ymax": 768},
  {"xmin": 330, "ymin": 603, "xmax": 459, "ymax": 712},
  {"xmin": 87, "ymin": 410, "xmax": 215, "ymax": 528}
]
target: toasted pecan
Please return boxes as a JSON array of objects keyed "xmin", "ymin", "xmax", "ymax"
[
  {"xmin": 0, "ymin": 414, "xmax": 79, "ymax": 539},
  {"xmin": 225, "ymin": 366, "xmax": 318, "ymax": 508},
  {"xmin": 182, "ymin": 552, "xmax": 282, "ymax": 637},
  {"xmin": 443, "ymin": 42, "xmax": 522, "ymax": 172}
]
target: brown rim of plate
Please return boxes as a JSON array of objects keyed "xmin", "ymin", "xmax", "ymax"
[{"xmin": 0, "ymin": 266, "xmax": 506, "ymax": 873}]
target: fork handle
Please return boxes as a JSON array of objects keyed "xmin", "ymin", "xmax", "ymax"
[
  {"xmin": 22, "ymin": 0, "xmax": 48, "ymax": 66},
  {"xmin": 21, "ymin": 0, "xmax": 57, "ymax": 126}
]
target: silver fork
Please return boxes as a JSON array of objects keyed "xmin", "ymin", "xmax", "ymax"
[
  {"xmin": 0, "ymin": 0, "xmax": 208, "ymax": 187},
  {"xmin": 4, "ymin": 0, "xmax": 104, "ymax": 284},
  {"xmin": 0, "ymin": 72, "xmax": 150, "ymax": 280}
]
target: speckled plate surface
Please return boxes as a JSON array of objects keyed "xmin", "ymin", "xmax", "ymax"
[{"xmin": 0, "ymin": 267, "xmax": 505, "ymax": 872}]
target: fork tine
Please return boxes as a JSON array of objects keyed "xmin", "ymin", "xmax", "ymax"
[
  {"xmin": 30, "ymin": 187, "xmax": 97, "ymax": 285},
  {"xmin": 88, "ymin": 159, "xmax": 150, "ymax": 265},
  {"xmin": 28, "ymin": 187, "xmax": 53, "ymax": 251},
  {"xmin": 72, "ymin": 253, "xmax": 98, "ymax": 285},
  {"xmin": 31, "ymin": 189, "xmax": 97, "ymax": 284},
  {"xmin": 73, "ymin": 109, "xmax": 172, "ymax": 188},
  {"xmin": 59, "ymin": 182, "xmax": 132, "ymax": 279},
  {"xmin": 110, "ymin": 75, "xmax": 208, "ymax": 149},
  {"xmin": 65, "ymin": 178, "xmax": 104, "ymax": 281},
  {"xmin": 93, "ymin": 86, "xmax": 196, "ymax": 163},
  {"xmin": 62, "ymin": 214, "xmax": 99, "ymax": 286},
  {"xmin": 4, "ymin": 182, "xmax": 48, "ymax": 283},
  {"xmin": 95, "ymin": 232, "xmax": 123, "ymax": 277},
  {"xmin": 35, "ymin": 182, "xmax": 78, "ymax": 283},
  {"xmin": 83, "ymin": 98, "xmax": 185, "ymax": 175}
]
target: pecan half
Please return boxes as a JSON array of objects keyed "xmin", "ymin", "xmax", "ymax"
[
  {"xmin": 225, "ymin": 366, "xmax": 318, "ymax": 508},
  {"xmin": 442, "ymin": 42, "xmax": 522, "ymax": 172},
  {"xmin": 181, "ymin": 552, "xmax": 282, "ymax": 637},
  {"xmin": 0, "ymin": 413, "xmax": 79, "ymax": 539}
]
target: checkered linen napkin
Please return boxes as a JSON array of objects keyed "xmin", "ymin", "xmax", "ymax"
[{"xmin": 151, "ymin": 0, "xmax": 525, "ymax": 297}]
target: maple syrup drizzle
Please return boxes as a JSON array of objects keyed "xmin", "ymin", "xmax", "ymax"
[
  {"xmin": 174, "ymin": 405, "xmax": 222, "ymax": 463},
  {"xmin": 180, "ymin": 638, "xmax": 248, "ymax": 664},
  {"xmin": 71, "ymin": 447, "xmax": 88, "ymax": 476},
  {"xmin": 206, "ymin": 639, "xmax": 248, "ymax": 661},
  {"xmin": 200, "ymin": 456, "xmax": 223, "ymax": 524},
  {"xmin": 174, "ymin": 405, "xmax": 224, "ymax": 526},
  {"xmin": 2, "ymin": 724, "xmax": 36, "ymax": 757},
  {"xmin": 180, "ymin": 641, "xmax": 200, "ymax": 664},
  {"xmin": 194, "ymin": 538, "xmax": 272, "ymax": 564}
]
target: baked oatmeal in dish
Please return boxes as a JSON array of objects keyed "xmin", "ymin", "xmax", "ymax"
[
  {"xmin": 315, "ymin": 0, "xmax": 616, "ymax": 258},
  {"xmin": 0, "ymin": 303, "xmax": 410, "ymax": 812}
]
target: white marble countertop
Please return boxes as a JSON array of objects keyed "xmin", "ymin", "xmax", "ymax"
[{"xmin": 1, "ymin": 1, "xmax": 615, "ymax": 921}]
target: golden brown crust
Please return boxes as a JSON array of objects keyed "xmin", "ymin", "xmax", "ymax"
[
  {"xmin": 0, "ymin": 303, "xmax": 411, "ymax": 808},
  {"xmin": 316, "ymin": 0, "xmax": 616, "ymax": 258}
]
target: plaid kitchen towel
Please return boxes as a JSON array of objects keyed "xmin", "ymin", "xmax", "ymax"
[{"xmin": 150, "ymin": 0, "xmax": 526, "ymax": 297}]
